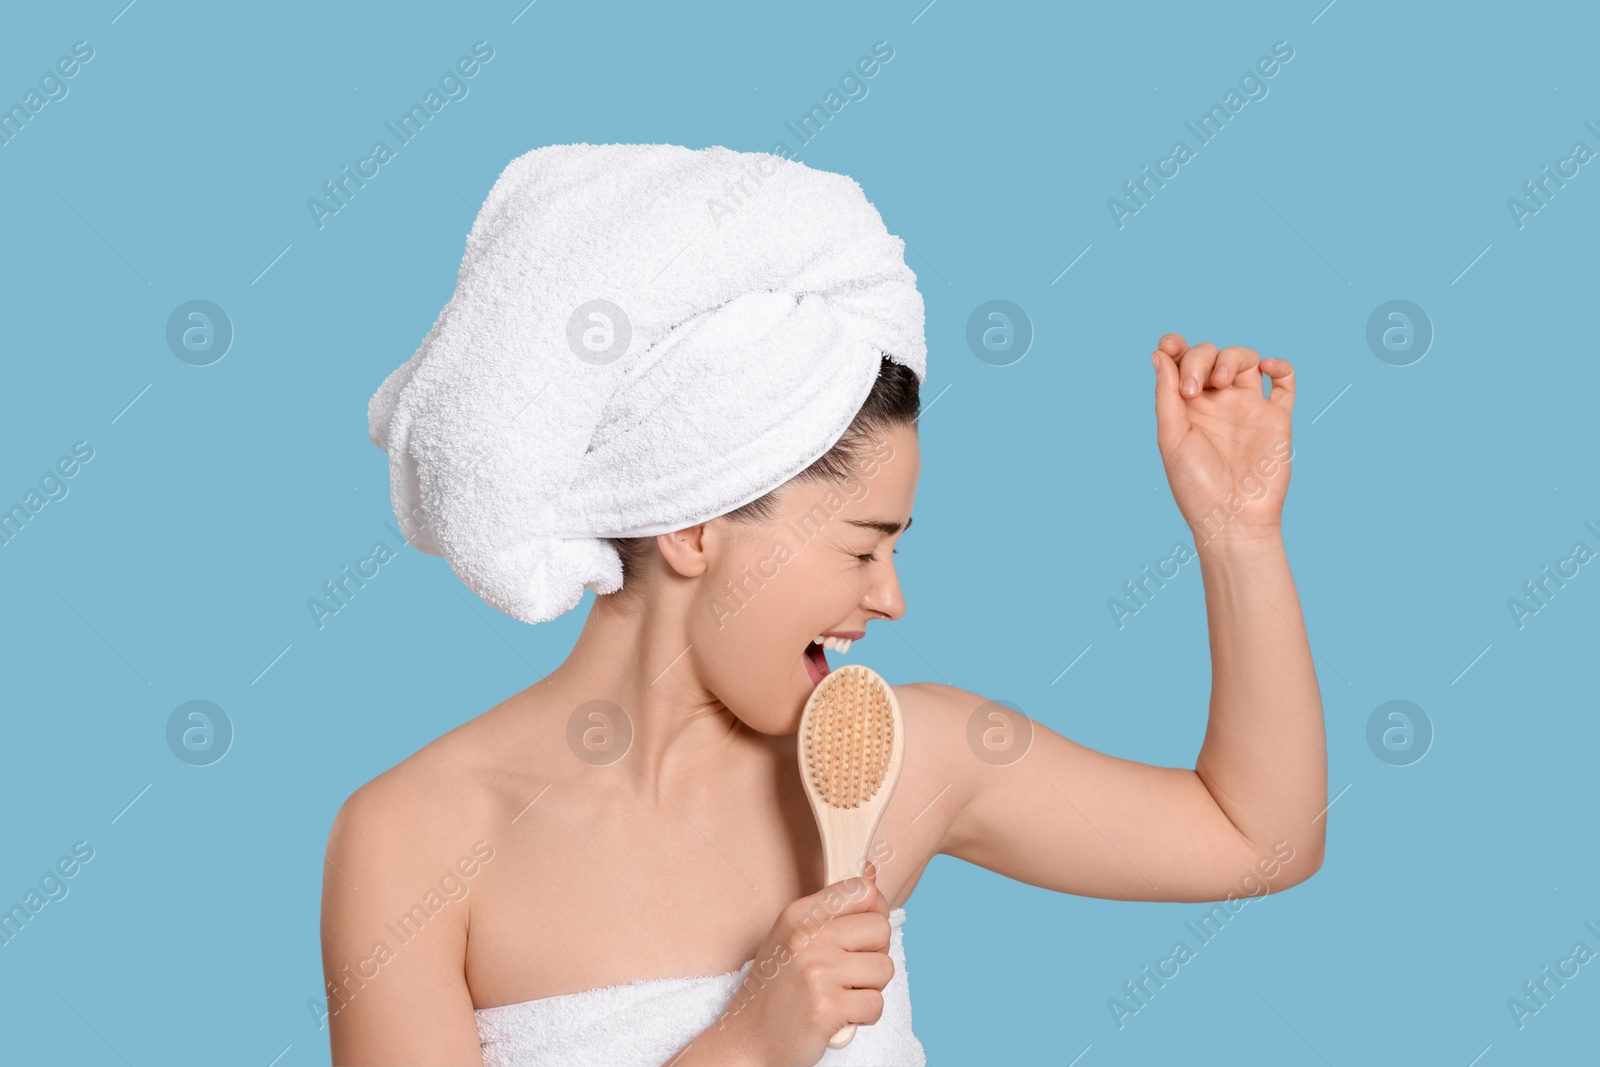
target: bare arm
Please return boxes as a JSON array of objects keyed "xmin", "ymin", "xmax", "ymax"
[
  {"xmin": 659, "ymin": 1022, "xmax": 753, "ymax": 1067},
  {"xmin": 925, "ymin": 679, "xmax": 1316, "ymax": 902},
  {"xmin": 931, "ymin": 336, "xmax": 1326, "ymax": 901},
  {"xmin": 321, "ymin": 778, "xmax": 486, "ymax": 1066},
  {"xmin": 1190, "ymin": 534, "xmax": 1327, "ymax": 869},
  {"xmin": 1159, "ymin": 336, "xmax": 1326, "ymax": 870}
]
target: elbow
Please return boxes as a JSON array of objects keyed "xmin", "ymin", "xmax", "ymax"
[
  {"xmin": 1280, "ymin": 835, "xmax": 1325, "ymax": 890},
  {"xmin": 1300, "ymin": 820, "xmax": 1328, "ymax": 879},
  {"xmin": 1305, "ymin": 833, "xmax": 1327, "ymax": 875},
  {"xmin": 1286, "ymin": 847, "xmax": 1324, "ymax": 890},
  {"xmin": 1243, "ymin": 830, "xmax": 1324, "ymax": 894}
]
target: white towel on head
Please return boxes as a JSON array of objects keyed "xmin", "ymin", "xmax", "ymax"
[{"xmin": 368, "ymin": 142, "xmax": 926, "ymax": 625}]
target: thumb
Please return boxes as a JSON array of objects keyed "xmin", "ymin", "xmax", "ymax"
[{"xmin": 1151, "ymin": 349, "xmax": 1190, "ymax": 454}]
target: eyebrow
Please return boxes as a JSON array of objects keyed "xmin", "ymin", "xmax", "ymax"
[{"xmin": 845, "ymin": 516, "xmax": 913, "ymax": 536}]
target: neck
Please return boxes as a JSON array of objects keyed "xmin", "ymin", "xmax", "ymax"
[{"xmin": 535, "ymin": 590, "xmax": 763, "ymax": 794}]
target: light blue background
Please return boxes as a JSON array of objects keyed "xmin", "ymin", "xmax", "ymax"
[{"xmin": 2, "ymin": 1, "xmax": 1596, "ymax": 1063}]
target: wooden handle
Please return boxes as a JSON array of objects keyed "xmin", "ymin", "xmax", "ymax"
[
  {"xmin": 823, "ymin": 852, "xmax": 866, "ymax": 1050},
  {"xmin": 798, "ymin": 665, "xmax": 906, "ymax": 1055}
]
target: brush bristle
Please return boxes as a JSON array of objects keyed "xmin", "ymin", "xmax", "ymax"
[{"xmin": 804, "ymin": 666, "xmax": 894, "ymax": 808}]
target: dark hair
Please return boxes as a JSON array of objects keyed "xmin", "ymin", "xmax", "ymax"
[{"xmin": 601, "ymin": 355, "xmax": 921, "ymax": 606}]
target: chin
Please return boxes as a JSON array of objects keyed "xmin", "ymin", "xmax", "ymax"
[{"xmin": 730, "ymin": 704, "xmax": 803, "ymax": 738}]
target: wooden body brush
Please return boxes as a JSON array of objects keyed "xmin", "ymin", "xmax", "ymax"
[{"xmin": 796, "ymin": 662, "xmax": 906, "ymax": 1050}]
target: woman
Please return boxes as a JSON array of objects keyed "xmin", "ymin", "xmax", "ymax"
[{"xmin": 321, "ymin": 144, "xmax": 1326, "ymax": 1067}]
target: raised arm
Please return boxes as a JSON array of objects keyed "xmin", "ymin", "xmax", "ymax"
[{"xmin": 928, "ymin": 336, "xmax": 1326, "ymax": 902}]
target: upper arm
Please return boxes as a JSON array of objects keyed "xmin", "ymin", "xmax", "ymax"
[
  {"xmin": 911, "ymin": 683, "xmax": 1313, "ymax": 902},
  {"xmin": 321, "ymin": 776, "xmax": 485, "ymax": 1067}
]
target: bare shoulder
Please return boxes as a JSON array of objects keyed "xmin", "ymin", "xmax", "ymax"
[
  {"xmin": 328, "ymin": 712, "xmax": 503, "ymax": 858},
  {"xmin": 884, "ymin": 681, "xmax": 1008, "ymax": 853},
  {"xmin": 321, "ymin": 712, "xmax": 509, "ymax": 954},
  {"xmin": 889, "ymin": 679, "xmax": 1085, "ymax": 845},
  {"xmin": 890, "ymin": 680, "xmax": 1005, "ymax": 757},
  {"xmin": 892, "ymin": 680, "xmax": 987, "ymax": 712},
  {"xmin": 320, "ymin": 707, "xmax": 518, "ymax": 1061}
]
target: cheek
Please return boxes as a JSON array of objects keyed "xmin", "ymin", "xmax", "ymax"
[
  {"xmin": 704, "ymin": 537, "xmax": 817, "ymax": 626},
  {"xmin": 697, "ymin": 556, "xmax": 796, "ymax": 655},
  {"xmin": 699, "ymin": 560, "xmax": 804, "ymax": 658},
  {"xmin": 694, "ymin": 608, "xmax": 805, "ymax": 733},
  {"xmin": 693, "ymin": 547, "xmax": 820, "ymax": 674}
]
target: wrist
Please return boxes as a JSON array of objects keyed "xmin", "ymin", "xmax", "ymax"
[
  {"xmin": 676, "ymin": 1015, "xmax": 763, "ymax": 1067},
  {"xmin": 1190, "ymin": 526, "xmax": 1284, "ymax": 561}
]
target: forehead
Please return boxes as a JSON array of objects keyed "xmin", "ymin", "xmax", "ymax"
[{"xmin": 787, "ymin": 424, "xmax": 920, "ymax": 514}]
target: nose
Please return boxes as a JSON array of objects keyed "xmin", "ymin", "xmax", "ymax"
[{"xmin": 861, "ymin": 558, "xmax": 907, "ymax": 622}]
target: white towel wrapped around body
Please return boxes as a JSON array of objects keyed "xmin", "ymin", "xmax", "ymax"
[
  {"xmin": 367, "ymin": 143, "xmax": 927, "ymax": 625},
  {"xmin": 474, "ymin": 905, "xmax": 927, "ymax": 1066}
]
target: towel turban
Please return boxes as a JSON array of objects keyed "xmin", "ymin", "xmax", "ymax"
[{"xmin": 368, "ymin": 143, "xmax": 927, "ymax": 625}]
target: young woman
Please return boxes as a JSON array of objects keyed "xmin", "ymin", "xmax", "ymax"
[
  {"xmin": 322, "ymin": 142, "xmax": 1324, "ymax": 1067},
  {"xmin": 321, "ymin": 330, "xmax": 1324, "ymax": 1066}
]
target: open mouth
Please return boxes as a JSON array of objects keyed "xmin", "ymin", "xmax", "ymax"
[{"xmin": 803, "ymin": 639, "xmax": 831, "ymax": 686}]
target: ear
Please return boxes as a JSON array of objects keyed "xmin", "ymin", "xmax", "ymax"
[{"xmin": 654, "ymin": 523, "xmax": 710, "ymax": 579}]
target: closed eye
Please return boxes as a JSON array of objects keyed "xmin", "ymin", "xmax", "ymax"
[{"xmin": 857, "ymin": 549, "xmax": 899, "ymax": 563}]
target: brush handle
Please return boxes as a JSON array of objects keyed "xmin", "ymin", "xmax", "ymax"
[
  {"xmin": 823, "ymin": 849, "xmax": 871, "ymax": 1049},
  {"xmin": 799, "ymin": 665, "xmax": 905, "ymax": 1054}
]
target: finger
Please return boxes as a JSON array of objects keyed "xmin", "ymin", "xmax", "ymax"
[
  {"xmin": 1151, "ymin": 347, "xmax": 1191, "ymax": 453},
  {"xmin": 822, "ymin": 875, "xmax": 890, "ymax": 919},
  {"xmin": 1178, "ymin": 342, "xmax": 1218, "ymax": 398},
  {"xmin": 840, "ymin": 987, "xmax": 888, "ymax": 1027},
  {"xmin": 822, "ymin": 912, "xmax": 894, "ymax": 953},
  {"xmin": 1214, "ymin": 345, "xmax": 1262, "ymax": 391},
  {"xmin": 1155, "ymin": 333, "xmax": 1187, "ymax": 358},
  {"xmin": 830, "ymin": 948, "xmax": 895, "ymax": 992},
  {"xmin": 1261, "ymin": 358, "xmax": 1295, "ymax": 413}
]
